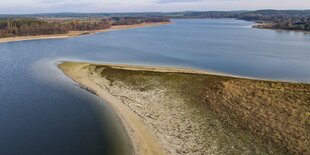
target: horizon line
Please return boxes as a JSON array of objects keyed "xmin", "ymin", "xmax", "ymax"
[{"xmin": 1, "ymin": 9, "xmax": 310, "ymax": 15}]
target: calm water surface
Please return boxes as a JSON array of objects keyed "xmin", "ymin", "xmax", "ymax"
[{"xmin": 0, "ymin": 19, "xmax": 310, "ymax": 155}]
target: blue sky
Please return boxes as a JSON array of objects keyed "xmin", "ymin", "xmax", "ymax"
[{"xmin": 0, "ymin": 0, "xmax": 310, "ymax": 14}]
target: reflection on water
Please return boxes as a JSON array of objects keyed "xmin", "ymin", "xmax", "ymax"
[{"xmin": 0, "ymin": 19, "xmax": 309, "ymax": 155}]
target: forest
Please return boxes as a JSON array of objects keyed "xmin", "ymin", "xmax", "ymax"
[
  {"xmin": 253, "ymin": 17, "xmax": 310, "ymax": 31},
  {"xmin": 0, "ymin": 18, "xmax": 68, "ymax": 38},
  {"xmin": 235, "ymin": 10, "xmax": 310, "ymax": 31},
  {"xmin": 111, "ymin": 17, "xmax": 170, "ymax": 25},
  {"xmin": 0, "ymin": 17, "xmax": 170, "ymax": 38},
  {"xmin": 173, "ymin": 10, "xmax": 310, "ymax": 31},
  {"xmin": 1, "ymin": 10, "xmax": 310, "ymax": 37}
]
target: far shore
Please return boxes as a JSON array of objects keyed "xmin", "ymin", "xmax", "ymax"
[
  {"xmin": 0, "ymin": 22, "xmax": 171, "ymax": 43},
  {"xmin": 253, "ymin": 22, "xmax": 310, "ymax": 34}
]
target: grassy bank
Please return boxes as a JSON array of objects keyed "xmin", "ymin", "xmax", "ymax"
[{"xmin": 59, "ymin": 62, "xmax": 310, "ymax": 155}]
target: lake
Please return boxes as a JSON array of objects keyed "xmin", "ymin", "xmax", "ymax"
[{"xmin": 0, "ymin": 19, "xmax": 309, "ymax": 155}]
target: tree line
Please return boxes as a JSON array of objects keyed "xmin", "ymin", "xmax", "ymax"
[
  {"xmin": 0, "ymin": 18, "xmax": 68, "ymax": 38},
  {"xmin": 2, "ymin": 10, "xmax": 309, "ymax": 34},
  {"xmin": 111, "ymin": 17, "xmax": 170, "ymax": 25},
  {"xmin": 179, "ymin": 10, "xmax": 310, "ymax": 31},
  {"xmin": 0, "ymin": 17, "xmax": 170, "ymax": 38},
  {"xmin": 267, "ymin": 17, "xmax": 310, "ymax": 31},
  {"xmin": 239, "ymin": 16, "xmax": 310, "ymax": 31}
]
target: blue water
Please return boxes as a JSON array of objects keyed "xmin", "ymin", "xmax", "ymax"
[{"xmin": 0, "ymin": 19, "xmax": 310, "ymax": 155}]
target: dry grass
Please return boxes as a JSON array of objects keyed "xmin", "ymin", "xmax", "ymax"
[
  {"xmin": 205, "ymin": 79, "xmax": 310, "ymax": 155},
  {"xmin": 90, "ymin": 65, "xmax": 310, "ymax": 155}
]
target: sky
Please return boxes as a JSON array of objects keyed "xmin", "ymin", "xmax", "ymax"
[{"xmin": 0, "ymin": 0, "xmax": 310, "ymax": 14}]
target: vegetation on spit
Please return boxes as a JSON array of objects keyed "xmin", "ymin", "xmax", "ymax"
[{"xmin": 91, "ymin": 65, "xmax": 310, "ymax": 155}]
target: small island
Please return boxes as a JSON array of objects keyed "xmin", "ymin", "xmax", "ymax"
[{"xmin": 59, "ymin": 62, "xmax": 310, "ymax": 155}]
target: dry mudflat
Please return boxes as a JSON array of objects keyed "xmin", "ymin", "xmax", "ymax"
[{"xmin": 59, "ymin": 62, "xmax": 310, "ymax": 155}]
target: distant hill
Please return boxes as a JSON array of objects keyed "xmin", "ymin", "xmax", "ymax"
[
  {"xmin": 1, "ymin": 10, "xmax": 310, "ymax": 18},
  {"xmin": 0, "ymin": 12, "xmax": 165, "ymax": 18}
]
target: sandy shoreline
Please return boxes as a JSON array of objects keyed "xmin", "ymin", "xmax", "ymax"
[
  {"xmin": 0, "ymin": 22, "xmax": 171, "ymax": 43},
  {"xmin": 65, "ymin": 62, "xmax": 306, "ymax": 84},
  {"xmin": 58, "ymin": 62, "xmax": 166, "ymax": 155},
  {"xmin": 58, "ymin": 62, "xmax": 227, "ymax": 155}
]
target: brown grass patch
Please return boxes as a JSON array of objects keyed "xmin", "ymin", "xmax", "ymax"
[{"xmin": 91, "ymin": 65, "xmax": 310, "ymax": 155}]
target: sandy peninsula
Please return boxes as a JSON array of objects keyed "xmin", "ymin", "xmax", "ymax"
[
  {"xmin": 0, "ymin": 22, "xmax": 171, "ymax": 43},
  {"xmin": 59, "ymin": 62, "xmax": 310, "ymax": 155}
]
